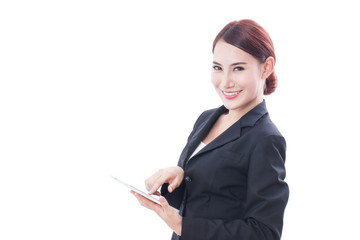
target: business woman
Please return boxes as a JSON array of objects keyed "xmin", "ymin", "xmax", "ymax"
[{"xmin": 132, "ymin": 19, "xmax": 289, "ymax": 240}]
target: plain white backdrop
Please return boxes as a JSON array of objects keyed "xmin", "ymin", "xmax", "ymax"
[{"xmin": 1, "ymin": 0, "xmax": 359, "ymax": 239}]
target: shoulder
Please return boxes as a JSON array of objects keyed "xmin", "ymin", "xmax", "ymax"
[
  {"xmin": 251, "ymin": 113, "xmax": 284, "ymax": 140},
  {"xmin": 197, "ymin": 108, "xmax": 218, "ymax": 121},
  {"xmin": 242, "ymin": 113, "xmax": 286, "ymax": 156},
  {"xmin": 192, "ymin": 106, "xmax": 224, "ymax": 128}
]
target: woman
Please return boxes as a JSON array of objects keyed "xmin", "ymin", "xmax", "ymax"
[{"xmin": 132, "ymin": 19, "xmax": 289, "ymax": 240}]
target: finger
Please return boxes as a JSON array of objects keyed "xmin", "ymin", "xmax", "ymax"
[
  {"xmin": 145, "ymin": 171, "xmax": 163, "ymax": 192},
  {"xmin": 145, "ymin": 175, "xmax": 158, "ymax": 192},
  {"xmin": 149, "ymin": 183, "xmax": 161, "ymax": 195},
  {"xmin": 131, "ymin": 191, "xmax": 161, "ymax": 211},
  {"xmin": 149, "ymin": 175, "xmax": 170, "ymax": 195},
  {"xmin": 168, "ymin": 176, "xmax": 182, "ymax": 193},
  {"xmin": 168, "ymin": 185, "xmax": 173, "ymax": 193},
  {"xmin": 152, "ymin": 190, "xmax": 161, "ymax": 196}
]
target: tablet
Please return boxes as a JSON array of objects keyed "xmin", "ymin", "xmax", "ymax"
[{"xmin": 111, "ymin": 176, "xmax": 179, "ymax": 212}]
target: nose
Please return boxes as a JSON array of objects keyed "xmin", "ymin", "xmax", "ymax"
[{"xmin": 221, "ymin": 72, "xmax": 235, "ymax": 89}]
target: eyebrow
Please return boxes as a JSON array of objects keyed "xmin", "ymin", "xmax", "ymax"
[{"xmin": 213, "ymin": 61, "xmax": 247, "ymax": 66}]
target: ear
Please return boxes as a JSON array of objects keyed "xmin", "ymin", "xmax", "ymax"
[{"xmin": 261, "ymin": 57, "xmax": 275, "ymax": 80}]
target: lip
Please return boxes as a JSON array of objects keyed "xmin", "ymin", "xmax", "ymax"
[{"xmin": 222, "ymin": 90, "xmax": 242, "ymax": 100}]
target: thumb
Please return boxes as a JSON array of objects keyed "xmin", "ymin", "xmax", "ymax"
[
  {"xmin": 168, "ymin": 184, "xmax": 173, "ymax": 193},
  {"xmin": 159, "ymin": 196, "xmax": 170, "ymax": 210},
  {"xmin": 168, "ymin": 179, "xmax": 179, "ymax": 193}
]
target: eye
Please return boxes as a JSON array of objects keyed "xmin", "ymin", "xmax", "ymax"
[
  {"xmin": 213, "ymin": 65, "xmax": 222, "ymax": 71},
  {"xmin": 234, "ymin": 66, "xmax": 245, "ymax": 71}
]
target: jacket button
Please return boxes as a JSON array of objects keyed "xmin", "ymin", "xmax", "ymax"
[{"xmin": 185, "ymin": 176, "xmax": 192, "ymax": 182}]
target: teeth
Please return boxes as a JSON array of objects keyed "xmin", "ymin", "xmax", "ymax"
[{"xmin": 223, "ymin": 91, "xmax": 241, "ymax": 96}]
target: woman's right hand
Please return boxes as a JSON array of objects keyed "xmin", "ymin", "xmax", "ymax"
[{"xmin": 145, "ymin": 166, "xmax": 184, "ymax": 195}]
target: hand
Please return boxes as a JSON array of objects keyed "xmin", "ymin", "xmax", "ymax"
[
  {"xmin": 145, "ymin": 166, "xmax": 184, "ymax": 195},
  {"xmin": 131, "ymin": 191, "xmax": 182, "ymax": 236}
]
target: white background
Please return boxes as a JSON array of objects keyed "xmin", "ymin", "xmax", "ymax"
[{"xmin": 1, "ymin": 0, "xmax": 359, "ymax": 239}]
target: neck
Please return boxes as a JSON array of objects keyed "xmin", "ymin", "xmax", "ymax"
[{"xmin": 226, "ymin": 98, "xmax": 263, "ymax": 121}]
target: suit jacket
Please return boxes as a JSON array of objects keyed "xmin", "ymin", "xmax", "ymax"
[{"xmin": 161, "ymin": 101, "xmax": 289, "ymax": 240}]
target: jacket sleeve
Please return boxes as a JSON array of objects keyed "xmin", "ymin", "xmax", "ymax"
[
  {"xmin": 161, "ymin": 181, "xmax": 185, "ymax": 210},
  {"xmin": 181, "ymin": 135, "xmax": 289, "ymax": 240}
]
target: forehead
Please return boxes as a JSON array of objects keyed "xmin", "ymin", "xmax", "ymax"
[{"xmin": 213, "ymin": 40, "xmax": 258, "ymax": 64}]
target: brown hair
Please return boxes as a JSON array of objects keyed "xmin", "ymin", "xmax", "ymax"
[{"xmin": 213, "ymin": 19, "xmax": 277, "ymax": 95}]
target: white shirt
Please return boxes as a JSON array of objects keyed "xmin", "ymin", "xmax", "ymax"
[{"xmin": 188, "ymin": 141, "xmax": 207, "ymax": 160}]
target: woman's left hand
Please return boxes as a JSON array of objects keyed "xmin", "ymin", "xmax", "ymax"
[{"xmin": 131, "ymin": 190, "xmax": 182, "ymax": 236}]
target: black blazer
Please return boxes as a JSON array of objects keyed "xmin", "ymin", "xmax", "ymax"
[{"xmin": 161, "ymin": 101, "xmax": 289, "ymax": 240}]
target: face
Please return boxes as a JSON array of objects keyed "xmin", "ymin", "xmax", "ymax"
[{"xmin": 212, "ymin": 40, "xmax": 271, "ymax": 116}]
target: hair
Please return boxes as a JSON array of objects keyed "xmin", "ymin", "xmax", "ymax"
[{"xmin": 213, "ymin": 19, "xmax": 277, "ymax": 95}]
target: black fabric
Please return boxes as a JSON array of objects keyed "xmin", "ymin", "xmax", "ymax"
[{"xmin": 162, "ymin": 101, "xmax": 289, "ymax": 240}]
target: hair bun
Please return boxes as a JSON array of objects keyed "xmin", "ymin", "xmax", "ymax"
[{"xmin": 264, "ymin": 71, "xmax": 277, "ymax": 95}]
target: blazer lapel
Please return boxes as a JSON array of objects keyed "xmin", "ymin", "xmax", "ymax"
[
  {"xmin": 187, "ymin": 101, "xmax": 269, "ymax": 161},
  {"xmin": 181, "ymin": 106, "xmax": 227, "ymax": 166},
  {"xmin": 198, "ymin": 120, "xmax": 242, "ymax": 156}
]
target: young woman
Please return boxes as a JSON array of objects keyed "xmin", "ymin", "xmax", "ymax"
[{"xmin": 132, "ymin": 19, "xmax": 289, "ymax": 240}]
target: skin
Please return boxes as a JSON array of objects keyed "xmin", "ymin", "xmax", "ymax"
[
  {"xmin": 132, "ymin": 39, "xmax": 275, "ymax": 236},
  {"xmin": 211, "ymin": 40, "xmax": 274, "ymax": 123},
  {"xmin": 203, "ymin": 40, "xmax": 275, "ymax": 143},
  {"xmin": 132, "ymin": 166, "xmax": 183, "ymax": 235}
]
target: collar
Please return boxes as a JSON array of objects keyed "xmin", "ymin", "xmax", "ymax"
[
  {"xmin": 235, "ymin": 100, "xmax": 268, "ymax": 128},
  {"xmin": 184, "ymin": 100, "xmax": 268, "ymax": 164}
]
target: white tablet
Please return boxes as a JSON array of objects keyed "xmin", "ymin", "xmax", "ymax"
[{"xmin": 111, "ymin": 176, "xmax": 179, "ymax": 212}]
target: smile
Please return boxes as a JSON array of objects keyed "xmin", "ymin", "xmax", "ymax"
[{"xmin": 222, "ymin": 90, "xmax": 242, "ymax": 99}]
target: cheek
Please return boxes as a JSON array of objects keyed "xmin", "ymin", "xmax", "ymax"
[
  {"xmin": 234, "ymin": 73, "xmax": 255, "ymax": 87},
  {"xmin": 244, "ymin": 72, "xmax": 262, "ymax": 88},
  {"xmin": 211, "ymin": 74, "xmax": 220, "ymax": 87}
]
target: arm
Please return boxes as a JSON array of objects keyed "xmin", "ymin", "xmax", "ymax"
[{"xmin": 181, "ymin": 135, "xmax": 289, "ymax": 240}]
